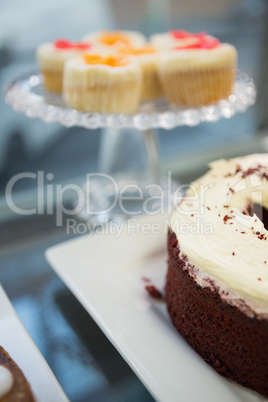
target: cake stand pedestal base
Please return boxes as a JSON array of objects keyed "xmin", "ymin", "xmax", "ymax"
[{"xmin": 77, "ymin": 127, "xmax": 180, "ymax": 226}]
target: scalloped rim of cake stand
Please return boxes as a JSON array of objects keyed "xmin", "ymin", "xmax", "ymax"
[{"xmin": 5, "ymin": 70, "xmax": 256, "ymax": 131}]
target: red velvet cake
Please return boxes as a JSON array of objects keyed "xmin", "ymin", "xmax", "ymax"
[{"xmin": 166, "ymin": 154, "xmax": 268, "ymax": 397}]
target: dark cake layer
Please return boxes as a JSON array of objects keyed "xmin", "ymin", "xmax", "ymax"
[{"xmin": 166, "ymin": 228, "xmax": 268, "ymax": 397}]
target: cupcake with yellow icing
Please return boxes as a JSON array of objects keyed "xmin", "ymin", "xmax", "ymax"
[
  {"xmin": 63, "ymin": 53, "xmax": 142, "ymax": 114},
  {"xmin": 157, "ymin": 30, "xmax": 237, "ymax": 106},
  {"xmin": 117, "ymin": 45, "xmax": 162, "ymax": 102},
  {"xmin": 37, "ymin": 39, "xmax": 94, "ymax": 93},
  {"xmin": 83, "ymin": 30, "xmax": 146, "ymax": 50}
]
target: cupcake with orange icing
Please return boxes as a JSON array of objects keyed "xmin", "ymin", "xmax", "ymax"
[
  {"xmin": 63, "ymin": 53, "xmax": 142, "ymax": 113},
  {"xmin": 83, "ymin": 30, "xmax": 146, "ymax": 50},
  {"xmin": 117, "ymin": 45, "xmax": 162, "ymax": 102},
  {"xmin": 157, "ymin": 30, "xmax": 237, "ymax": 106},
  {"xmin": 37, "ymin": 39, "xmax": 94, "ymax": 93}
]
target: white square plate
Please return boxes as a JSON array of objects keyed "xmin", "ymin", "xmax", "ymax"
[
  {"xmin": 46, "ymin": 213, "xmax": 265, "ymax": 402},
  {"xmin": 0, "ymin": 285, "xmax": 69, "ymax": 402}
]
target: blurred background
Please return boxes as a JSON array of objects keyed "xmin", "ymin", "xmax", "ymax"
[{"xmin": 0, "ymin": 1, "xmax": 268, "ymax": 401}]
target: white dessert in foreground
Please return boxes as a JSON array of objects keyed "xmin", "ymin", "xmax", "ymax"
[
  {"xmin": 0, "ymin": 366, "xmax": 14, "ymax": 398},
  {"xmin": 0, "ymin": 345, "xmax": 35, "ymax": 401}
]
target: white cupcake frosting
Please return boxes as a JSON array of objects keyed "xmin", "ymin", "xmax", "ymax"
[
  {"xmin": 158, "ymin": 43, "xmax": 237, "ymax": 71},
  {"xmin": 37, "ymin": 42, "xmax": 89, "ymax": 60},
  {"xmin": 63, "ymin": 56, "xmax": 142, "ymax": 87},
  {"xmin": 150, "ymin": 32, "xmax": 204, "ymax": 50},
  {"xmin": 36, "ymin": 42, "xmax": 94, "ymax": 72},
  {"xmin": 171, "ymin": 154, "xmax": 268, "ymax": 312}
]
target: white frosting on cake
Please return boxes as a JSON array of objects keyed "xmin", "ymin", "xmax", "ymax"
[
  {"xmin": 0, "ymin": 366, "xmax": 14, "ymax": 398},
  {"xmin": 170, "ymin": 154, "xmax": 268, "ymax": 308}
]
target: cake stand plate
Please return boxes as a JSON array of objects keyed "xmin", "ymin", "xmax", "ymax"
[{"xmin": 5, "ymin": 71, "xmax": 256, "ymax": 130}]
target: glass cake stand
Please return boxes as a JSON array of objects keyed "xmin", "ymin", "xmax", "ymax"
[{"xmin": 5, "ymin": 71, "xmax": 256, "ymax": 225}]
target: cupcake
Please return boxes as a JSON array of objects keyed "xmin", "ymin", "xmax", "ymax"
[
  {"xmin": 157, "ymin": 31, "xmax": 237, "ymax": 106},
  {"xmin": 36, "ymin": 39, "xmax": 93, "ymax": 93},
  {"xmin": 117, "ymin": 45, "xmax": 162, "ymax": 102},
  {"xmin": 83, "ymin": 30, "xmax": 146, "ymax": 50},
  {"xmin": 63, "ymin": 53, "xmax": 142, "ymax": 114}
]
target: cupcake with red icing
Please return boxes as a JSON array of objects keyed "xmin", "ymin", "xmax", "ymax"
[
  {"xmin": 36, "ymin": 39, "xmax": 94, "ymax": 93},
  {"xmin": 155, "ymin": 30, "xmax": 237, "ymax": 106}
]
